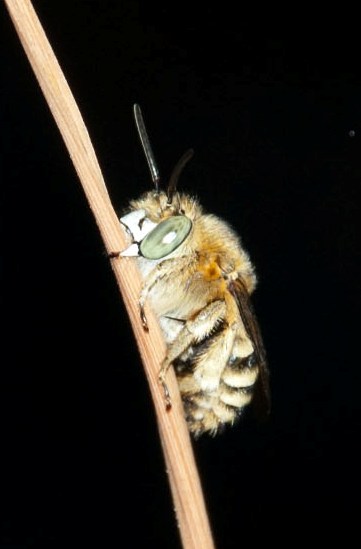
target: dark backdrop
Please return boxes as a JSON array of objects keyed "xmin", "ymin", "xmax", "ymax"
[{"xmin": 2, "ymin": 2, "xmax": 360, "ymax": 547}]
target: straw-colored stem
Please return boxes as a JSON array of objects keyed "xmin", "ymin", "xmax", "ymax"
[{"xmin": 4, "ymin": 1, "xmax": 215, "ymax": 548}]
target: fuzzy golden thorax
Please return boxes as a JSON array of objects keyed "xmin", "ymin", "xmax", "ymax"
[{"xmin": 129, "ymin": 191, "xmax": 257, "ymax": 294}]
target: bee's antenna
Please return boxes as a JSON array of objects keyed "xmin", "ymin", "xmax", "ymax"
[
  {"xmin": 167, "ymin": 149, "xmax": 194, "ymax": 205},
  {"xmin": 133, "ymin": 104, "xmax": 160, "ymax": 191}
]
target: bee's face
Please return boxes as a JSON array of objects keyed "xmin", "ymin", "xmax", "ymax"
[{"xmin": 120, "ymin": 191, "xmax": 201, "ymax": 261}]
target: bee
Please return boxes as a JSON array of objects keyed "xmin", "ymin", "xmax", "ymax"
[{"xmin": 112, "ymin": 104, "xmax": 270, "ymax": 437}]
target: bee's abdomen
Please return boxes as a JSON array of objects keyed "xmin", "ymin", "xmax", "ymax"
[{"xmin": 176, "ymin": 354, "xmax": 259, "ymax": 437}]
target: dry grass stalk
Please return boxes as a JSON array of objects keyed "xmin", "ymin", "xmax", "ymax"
[{"xmin": 4, "ymin": 1, "xmax": 216, "ymax": 547}]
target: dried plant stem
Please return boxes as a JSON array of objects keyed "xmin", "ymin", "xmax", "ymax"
[{"xmin": 4, "ymin": 1, "xmax": 215, "ymax": 548}]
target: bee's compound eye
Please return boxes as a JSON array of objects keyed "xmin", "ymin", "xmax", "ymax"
[{"xmin": 140, "ymin": 216, "xmax": 192, "ymax": 259}]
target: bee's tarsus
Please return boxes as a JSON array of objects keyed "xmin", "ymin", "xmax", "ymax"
[
  {"xmin": 108, "ymin": 251, "xmax": 120, "ymax": 258},
  {"xmin": 159, "ymin": 370, "xmax": 172, "ymax": 409},
  {"xmin": 140, "ymin": 305, "xmax": 149, "ymax": 331}
]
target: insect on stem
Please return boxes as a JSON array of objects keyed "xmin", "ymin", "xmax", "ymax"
[{"xmin": 121, "ymin": 105, "xmax": 270, "ymax": 436}]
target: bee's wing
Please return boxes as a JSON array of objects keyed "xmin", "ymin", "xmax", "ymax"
[{"xmin": 229, "ymin": 278, "xmax": 271, "ymax": 418}]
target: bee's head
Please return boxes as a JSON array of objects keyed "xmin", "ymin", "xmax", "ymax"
[
  {"xmin": 120, "ymin": 191, "xmax": 197, "ymax": 260},
  {"xmin": 120, "ymin": 104, "xmax": 197, "ymax": 260}
]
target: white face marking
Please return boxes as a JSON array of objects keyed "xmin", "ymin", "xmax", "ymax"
[
  {"xmin": 120, "ymin": 209, "xmax": 157, "ymax": 242},
  {"xmin": 120, "ymin": 243, "xmax": 140, "ymax": 257},
  {"xmin": 162, "ymin": 230, "xmax": 177, "ymax": 245}
]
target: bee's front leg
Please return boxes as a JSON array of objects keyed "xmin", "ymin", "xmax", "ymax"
[
  {"xmin": 139, "ymin": 254, "xmax": 197, "ymax": 331},
  {"xmin": 108, "ymin": 251, "xmax": 121, "ymax": 258}
]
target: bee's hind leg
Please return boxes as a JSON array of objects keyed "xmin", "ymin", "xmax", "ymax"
[{"xmin": 159, "ymin": 299, "xmax": 227, "ymax": 408}]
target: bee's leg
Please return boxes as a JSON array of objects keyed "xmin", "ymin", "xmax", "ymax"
[
  {"xmin": 139, "ymin": 254, "xmax": 197, "ymax": 330},
  {"xmin": 158, "ymin": 371, "xmax": 172, "ymax": 410},
  {"xmin": 159, "ymin": 299, "xmax": 227, "ymax": 407},
  {"xmin": 139, "ymin": 302, "xmax": 149, "ymax": 331}
]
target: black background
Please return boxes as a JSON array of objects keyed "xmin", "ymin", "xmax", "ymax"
[{"xmin": 2, "ymin": 2, "xmax": 360, "ymax": 547}]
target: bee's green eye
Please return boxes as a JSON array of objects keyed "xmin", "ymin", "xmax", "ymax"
[{"xmin": 140, "ymin": 216, "xmax": 192, "ymax": 259}]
